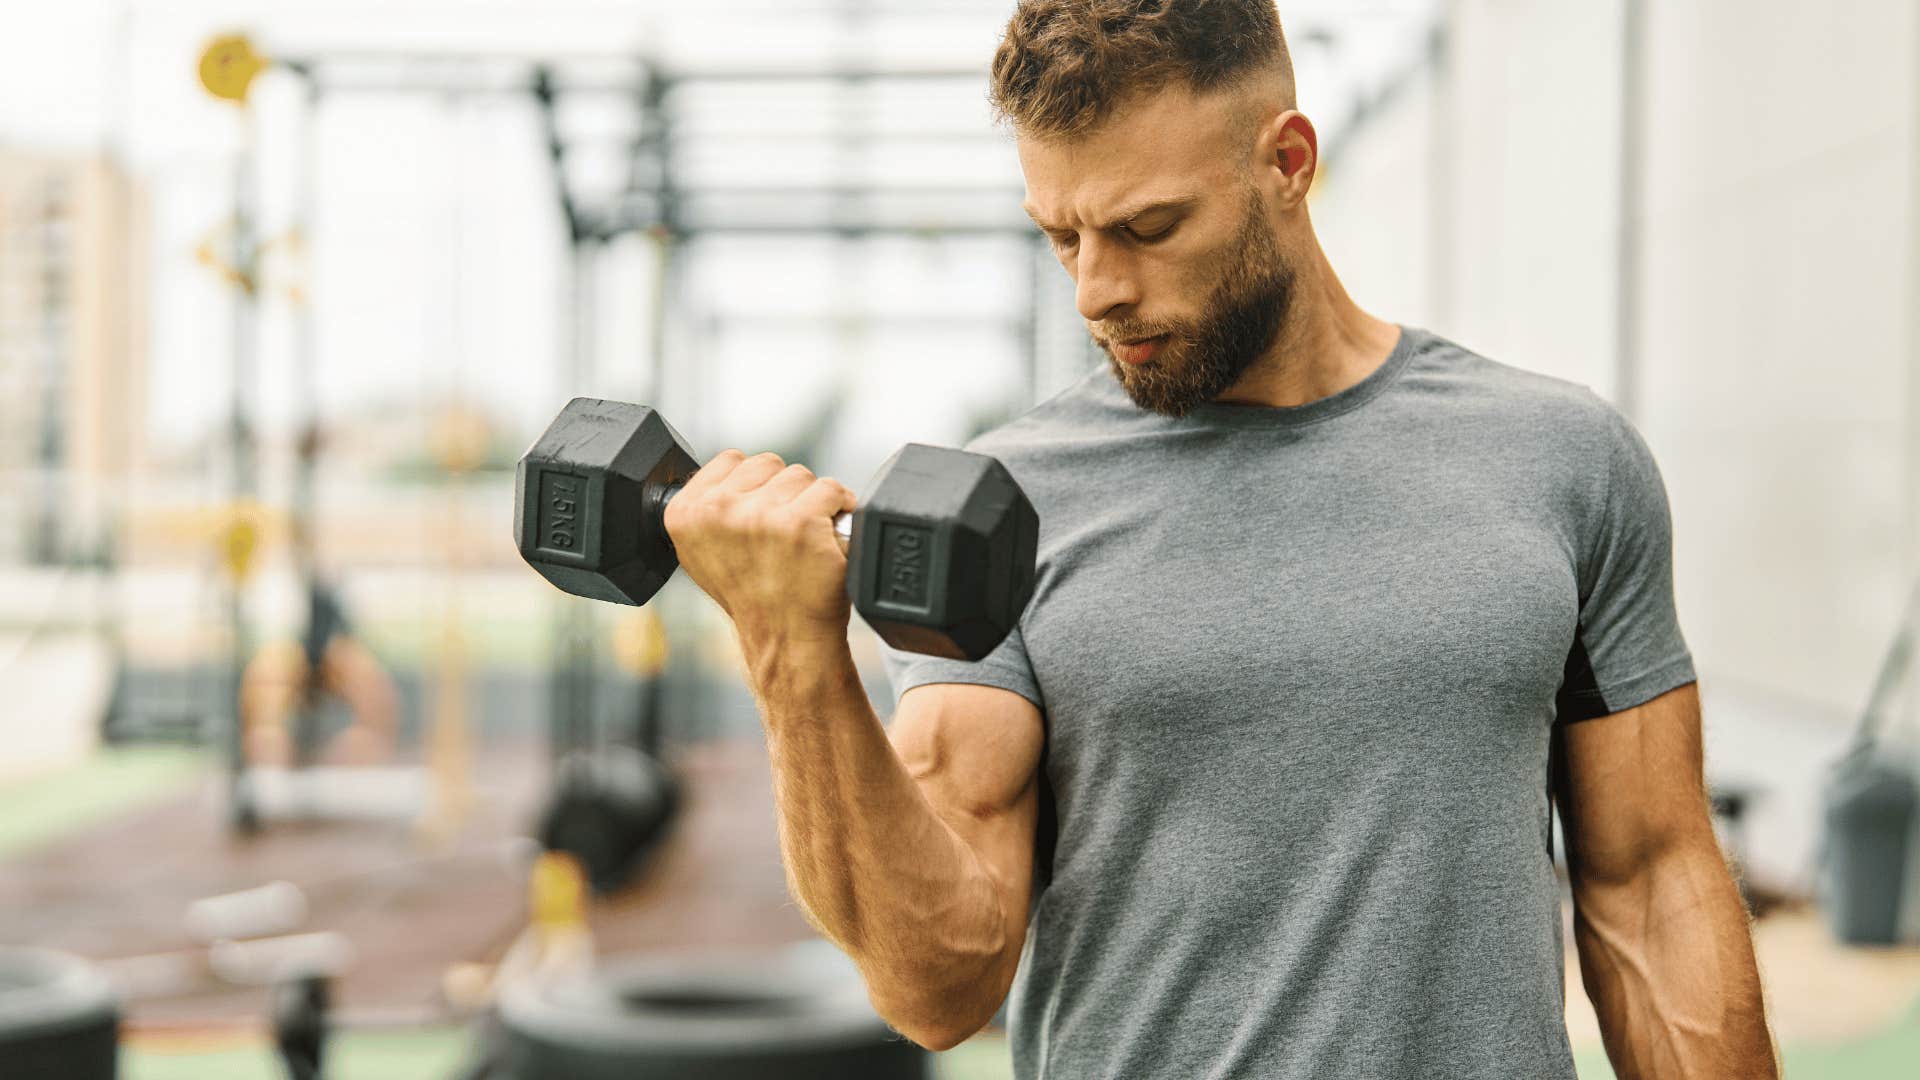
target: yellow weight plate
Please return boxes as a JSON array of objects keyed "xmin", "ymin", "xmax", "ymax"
[{"xmin": 199, "ymin": 34, "xmax": 267, "ymax": 104}]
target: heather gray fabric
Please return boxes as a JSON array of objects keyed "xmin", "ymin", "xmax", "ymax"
[{"xmin": 880, "ymin": 325, "xmax": 1696, "ymax": 1079}]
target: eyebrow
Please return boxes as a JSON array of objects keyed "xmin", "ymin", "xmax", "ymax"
[{"xmin": 1023, "ymin": 193, "xmax": 1203, "ymax": 233}]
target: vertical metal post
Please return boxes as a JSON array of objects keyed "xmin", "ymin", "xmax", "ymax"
[
  {"xmin": 1907, "ymin": 2, "xmax": 1920, "ymax": 630},
  {"xmin": 639, "ymin": 64, "xmax": 683, "ymax": 753},
  {"xmin": 533, "ymin": 66, "xmax": 603, "ymax": 765},
  {"xmin": 549, "ymin": 238, "xmax": 600, "ymax": 764},
  {"xmin": 1426, "ymin": 13, "xmax": 1454, "ymax": 332},
  {"xmin": 227, "ymin": 108, "xmax": 260, "ymax": 833},
  {"xmin": 1614, "ymin": 0, "xmax": 1648, "ymax": 420},
  {"xmin": 290, "ymin": 75, "xmax": 320, "ymax": 576},
  {"xmin": 96, "ymin": 0, "xmax": 136, "ymax": 735},
  {"xmin": 31, "ymin": 177, "xmax": 66, "ymax": 565},
  {"xmin": 1020, "ymin": 233, "xmax": 1043, "ymax": 406},
  {"xmin": 1897, "ymin": 3, "xmax": 1920, "ymax": 919},
  {"xmin": 641, "ymin": 67, "xmax": 674, "ymax": 414},
  {"xmin": 288, "ymin": 76, "xmax": 325, "ymax": 772}
]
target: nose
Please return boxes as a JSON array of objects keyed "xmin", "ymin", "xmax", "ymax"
[{"xmin": 1073, "ymin": 237, "xmax": 1141, "ymax": 324}]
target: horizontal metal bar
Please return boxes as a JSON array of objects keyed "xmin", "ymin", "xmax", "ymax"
[{"xmin": 292, "ymin": 52, "xmax": 987, "ymax": 97}]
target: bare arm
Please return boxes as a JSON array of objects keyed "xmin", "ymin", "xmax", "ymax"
[
  {"xmin": 1555, "ymin": 681, "xmax": 1779, "ymax": 1078},
  {"xmin": 745, "ymin": 636, "xmax": 1043, "ymax": 1051},
  {"xmin": 656, "ymin": 447, "xmax": 1043, "ymax": 1049}
]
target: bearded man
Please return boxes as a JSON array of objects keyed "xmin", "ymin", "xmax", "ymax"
[{"xmin": 660, "ymin": 2, "xmax": 1780, "ymax": 1076}]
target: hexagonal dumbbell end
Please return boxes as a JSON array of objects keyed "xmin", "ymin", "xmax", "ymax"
[
  {"xmin": 514, "ymin": 399, "xmax": 699, "ymax": 605},
  {"xmin": 847, "ymin": 444, "xmax": 1039, "ymax": 662}
]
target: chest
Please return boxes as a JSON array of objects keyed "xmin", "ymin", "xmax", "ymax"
[{"xmin": 1020, "ymin": 451, "xmax": 1581, "ymax": 756}]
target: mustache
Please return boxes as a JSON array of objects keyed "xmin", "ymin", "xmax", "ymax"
[{"xmin": 1091, "ymin": 319, "xmax": 1189, "ymax": 345}]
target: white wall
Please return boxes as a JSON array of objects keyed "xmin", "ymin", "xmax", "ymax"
[
  {"xmin": 1311, "ymin": 62, "xmax": 1440, "ymax": 330},
  {"xmin": 1315, "ymin": 0, "xmax": 1920, "ymax": 725},
  {"xmin": 1637, "ymin": 1, "xmax": 1917, "ymax": 716}
]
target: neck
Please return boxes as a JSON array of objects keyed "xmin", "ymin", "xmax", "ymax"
[{"xmin": 1215, "ymin": 232, "xmax": 1400, "ymax": 409}]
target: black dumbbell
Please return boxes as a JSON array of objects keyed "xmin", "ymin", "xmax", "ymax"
[{"xmin": 514, "ymin": 398, "xmax": 1038, "ymax": 661}]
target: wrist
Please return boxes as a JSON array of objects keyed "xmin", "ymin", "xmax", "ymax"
[{"xmin": 736, "ymin": 623, "xmax": 857, "ymax": 695}]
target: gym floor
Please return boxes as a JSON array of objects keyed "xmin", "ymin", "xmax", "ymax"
[{"xmin": 5, "ymin": 743, "xmax": 1916, "ymax": 1079}]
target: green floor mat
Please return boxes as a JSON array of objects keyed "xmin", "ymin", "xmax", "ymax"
[
  {"xmin": 1577, "ymin": 1021, "xmax": 1920, "ymax": 1079},
  {"xmin": 123, "ymin": 1027, "xmax": 1003, "ymax": 1080},
  {"xmin": 126, "ymin": 1028, "xmax": 469, "ymax": 1080},
  {"xmin": 115, "ymin": 1020, "xmax": 1920, "ymax": 1080}
]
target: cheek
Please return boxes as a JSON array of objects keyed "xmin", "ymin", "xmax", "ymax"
[{"xmin": 1152, "ymin": 255, "xmax": 1217, "ymax": 319}]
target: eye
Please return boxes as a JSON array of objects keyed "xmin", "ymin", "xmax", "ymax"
[
  {"xmin": 1121, "ymin": 219, "xmax": 1176, "ymax": 243},
  {"xmin": 1046, "ymin": 229, "xmax": 1079, "ymax": 253}
]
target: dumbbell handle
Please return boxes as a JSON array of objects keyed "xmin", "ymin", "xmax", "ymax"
[{"xmin": 654, "ymin": 483, "xmax": 854, "ymax": 555}]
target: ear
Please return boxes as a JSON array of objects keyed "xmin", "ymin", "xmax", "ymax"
[{"xmin": 1265, "ymin": 111, "xmax": 1318, "ymax": 207}]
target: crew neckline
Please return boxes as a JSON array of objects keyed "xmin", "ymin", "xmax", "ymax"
[{"xmin": 1179, "ymin": 323, "xmax": 1422, "ymax": 429}]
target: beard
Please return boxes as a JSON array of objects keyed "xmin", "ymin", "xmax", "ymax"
[{"xmin": 1094, "ymin": 189, "xmax": 1295, "ymax": 418}]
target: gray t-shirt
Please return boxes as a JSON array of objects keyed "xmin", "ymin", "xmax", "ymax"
[{"xmin": 881, "ymin": 325, "xmax": 1696, "ymax": 1079}]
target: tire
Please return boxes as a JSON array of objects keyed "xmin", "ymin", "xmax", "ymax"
[
  {"xmin": 0, "ymin": 947, "xmax": 120, "ymax": 1079},
  {"xmin": 498, "ymin": 940, "xmax": 930, "ymax": 1080}
]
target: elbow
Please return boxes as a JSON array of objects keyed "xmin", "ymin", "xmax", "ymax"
[
  {"xmin": 887, "ymin": 1011, "xmax": 991, "ymax": 1053},
  {"xmin": 895, "ymin": 1023, "xmax": 964, "ymax": 1054},
  {"xmin": 859, "ymin": 920, "xmax": 1020, "ymax": 1052},
  {"xmin": 868, "ymin": 981, "xmax": 1003, "ymax": 1053}
]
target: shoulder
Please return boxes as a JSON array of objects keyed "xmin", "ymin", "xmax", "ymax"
[
  {"xmin": 1402, "ymin": 329, "xmax": 1616, "ymax": 435},
  {"xmin": 1396, "ymin": 328, "xmax": 1639, "ymax": 476}
]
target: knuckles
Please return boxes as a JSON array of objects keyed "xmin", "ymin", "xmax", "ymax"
[{"xmin": 664, "ymin": 452, "xmax": 845, "ymax": 550}]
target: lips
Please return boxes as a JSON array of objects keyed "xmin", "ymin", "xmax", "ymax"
[{"xmin": 1109, "ymin": 336, "xmax": 1166, "ymax": 366}]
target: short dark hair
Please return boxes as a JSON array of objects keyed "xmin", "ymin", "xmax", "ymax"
[{"xmin": 989, "ymin": 0, "xmax": 1296, "ymax": 140}]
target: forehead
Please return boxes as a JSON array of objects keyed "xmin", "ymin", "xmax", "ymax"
[{"xmin": 1016, "ymin": 84, "xmax": 1245, "ymax": 222}]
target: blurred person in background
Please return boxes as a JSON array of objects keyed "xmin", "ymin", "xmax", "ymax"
[
  {"xmin": 659, "ymin": 2, "xmax": 1779, "ymax": 1078},
  {"xmin": 240, "ymin": 424, "xmax": 399, "ymax": 768}
]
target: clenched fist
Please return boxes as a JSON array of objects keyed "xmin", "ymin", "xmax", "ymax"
[{"xmin": 661, "ymin": 449, "xmax": 862, "ymax": 648}]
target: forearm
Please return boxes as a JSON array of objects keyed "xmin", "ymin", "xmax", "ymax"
[
  {"xmin": 1572, "ymin": 841, "xmax": 1778, "ymax": 1078},
  {"xmin": 740, "ymin": 631, "xmax": 1012, "ymax": 1042}
]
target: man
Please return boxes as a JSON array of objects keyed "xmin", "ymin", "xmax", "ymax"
[{"xmin": 661, "ymin": 1, "xmax": 1779, "ymax": 1076}]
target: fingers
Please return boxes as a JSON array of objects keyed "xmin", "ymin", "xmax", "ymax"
[
  {"xmin": 759, "ymin": 462, "xmax": 819, "ymax": 502},
  {"xmin": 718, "ymin": 452, "xmax": 789, "ymax": 494},
  {"xmin": 670, "ymin": 449, "xmax": 852, "ymax": 527},
  {"xmin": 791, "ymin": 475, "xmax": 859, "ymax": 521},
  {"xmin": 675, "ymin": 448, "xmax": 748, "ymax": 502}
]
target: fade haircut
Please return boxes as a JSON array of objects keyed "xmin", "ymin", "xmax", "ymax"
[{"xmin": 989, "ymin": 0, "xmax": 1296, "ymax": 140}]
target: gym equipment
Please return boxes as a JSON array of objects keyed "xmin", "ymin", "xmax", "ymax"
[
  {"xmin": 1823, "ymin": 582, "xmax": 1920, "ymax": 945},
  {"xmin": 494, "ymin": 851, "xmax": 596, "ymax": 992},
  {"xmin": 441, "ymin": 852, "xmax": 595, "ymax": 1080},
  {"xmin": 272, "ymin": 973, "xmax": 330, "ymax": 1080},
  {"xmin": 237, "ymin": 766, "xmax": 428, "ymax": 826},
  {"xmin": 496, "ymin": 939, "xmax": 931, "ymax": 1080},
  {"xmin": 514, "ymin": 399, "xmax": 1039, "ymax": 662},
  {"xmin": 98, "ymin": 881, "xmax": 334, "ymax": 1002},
  {"xmin": 198, "ymin": 33, "xmax": 269, "ymax": 104},
  {"xmin": 185, "ymin": 880, "xmax": 308, "ymax": 945},
  {"xmin": 102, "ymin": 931, "xmax": 350, "ymax": 1004},
  {"xmin": 537, "ymin": 746, "xmax": 679, "ymax": 895},
  {"xmin": 0, "ymin": 947, "xmax": 119, "ymax": 1080},
  {"xmin": 1824, "ymin": 756, "xmax": 1916, "ymax": 944}
]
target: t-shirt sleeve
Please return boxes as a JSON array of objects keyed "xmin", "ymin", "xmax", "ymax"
[
  {"xmin": 1554, "ymin": 403, "xmax": 1698, "ymax": 723},
  {"xmin": 879, "ymin": 621, "xmax": 1044, "ymax": 714}
]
